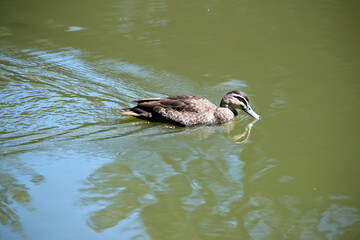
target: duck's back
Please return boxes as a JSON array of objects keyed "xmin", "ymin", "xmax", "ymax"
[{"xmin": 121, "ymin": 95, "xmax": 223, "ymax": 126}]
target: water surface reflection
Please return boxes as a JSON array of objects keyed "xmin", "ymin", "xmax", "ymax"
[
  {"xmin": 80, "ymin": 126, "xmax": 249, "ymax": 236},
  {"xmin": 79, "ymin": 120, "xmax": 358, "ymax": 239}
]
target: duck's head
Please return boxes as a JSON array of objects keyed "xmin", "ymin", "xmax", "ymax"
[{"xmin": 220, "ymin": 90, "xmax": 260, "ymax": 120}]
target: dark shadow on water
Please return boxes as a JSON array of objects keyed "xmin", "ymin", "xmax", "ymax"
[{"xmin": 0, "ymin": 164, "xmax": 44, "ymax": 237}]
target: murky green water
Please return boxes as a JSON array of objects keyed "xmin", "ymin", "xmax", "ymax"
[{"xmin": 1, "ymin": 1, "xmax": 359, "ymax": 239}]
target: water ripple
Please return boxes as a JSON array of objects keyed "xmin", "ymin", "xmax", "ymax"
[{"xmin": 0, "ymin": 46, "xmax": 195, "ymax": 155}]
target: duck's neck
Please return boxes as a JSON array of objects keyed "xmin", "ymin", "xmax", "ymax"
[{"xmin": 220, "ymin": 100, "xmax": 238, "ymax": 116}]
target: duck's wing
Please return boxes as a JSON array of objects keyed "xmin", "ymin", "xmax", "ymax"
[
  {"xmin": 122, "ymin": 95, "xmax": 214, "ymax": 126},
  {"xmin": 132, "ymin": 95, "xmax": 203, "ymax": 112}
]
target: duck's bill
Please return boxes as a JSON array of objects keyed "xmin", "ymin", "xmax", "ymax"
[{"xmin": 244, "ymin": 106, "xmax": 260, "ymax": 120}]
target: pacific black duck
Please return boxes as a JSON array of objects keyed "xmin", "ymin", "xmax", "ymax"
[{"xmin": 120, "ymin": 90, "xmax": 260, "ymax": 126}]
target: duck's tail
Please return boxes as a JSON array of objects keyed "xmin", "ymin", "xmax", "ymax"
[{"xmin": 120, "ymin": 108, "xmax": 140, "ymax": 117}]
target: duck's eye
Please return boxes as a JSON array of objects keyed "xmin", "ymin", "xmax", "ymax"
[{"xmin": 235, "ymin": 96, "xmax": 244, "ymax": 101}]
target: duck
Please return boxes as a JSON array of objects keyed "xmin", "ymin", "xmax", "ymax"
[{"xmin": 120, "ymin": 90, "xmax": 260, "ymax": 127}]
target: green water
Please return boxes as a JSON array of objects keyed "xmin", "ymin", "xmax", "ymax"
[{"xmin": 1, "ymin": 1, "xmax": 359, "ymax": 239}]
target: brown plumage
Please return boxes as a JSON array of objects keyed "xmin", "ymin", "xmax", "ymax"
[{"xmin": 120, "ymin": 90, "xmax": 260, "ymax": 126}]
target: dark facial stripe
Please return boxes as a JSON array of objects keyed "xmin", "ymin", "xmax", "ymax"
[{"xmin": 235, "ymin": 95, "xmax": 249, "ymax": 107}]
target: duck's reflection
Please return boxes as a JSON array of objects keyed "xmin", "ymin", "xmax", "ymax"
[
  {"xmin": 126, "ymin": 117, "xmax": 259, "ymax": 145},
  {"xmin": 222, "ymin": 119, "xmax": 258, "ymax": 144}
]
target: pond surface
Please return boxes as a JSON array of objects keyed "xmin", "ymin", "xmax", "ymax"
[{"xmin": 1, "ymin": 1, "xmax": 359, "ymax": 239}]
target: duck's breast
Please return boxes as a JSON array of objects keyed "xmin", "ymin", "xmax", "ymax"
[{"xmin": 213, "ymin": 107, "xmax": 236, "ymax": 124}]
